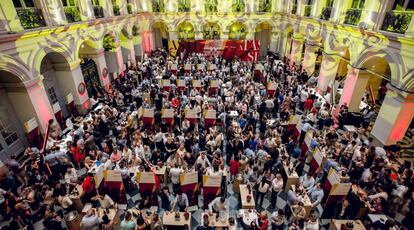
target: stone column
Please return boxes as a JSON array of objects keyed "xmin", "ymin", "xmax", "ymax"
[
  {"xmin": 53, "ymin": 59, "xmax": 90, "ymax": 115},
  {"xmin": 105, "ymin": 46, "xmax": 125, "ymax": 78},
  {"xmin": 0, "ymin": 0, "xmax": 23, "ymax": 32},
  {"xmin": 302, "ymin": 44, "xmax": 319, "ymax": 75},
  {"xmin": 331, "ymin": 0, "xmax": 353, "ymax": 24},
  {"xmin": 359, "ymin": 0, "xmax": 381, "ymax": 30},
  {"xmin": 317, "ymin": 53, "xmax": 339, "ymax": 93},
  {"xmin": 371, "ymin": 85, "xmax": 414, "ymax": 145},
  {"xmin": 270, "ymin": 31, "xmax": 282, "ymax": 53},
  {"xmin": 78, "ymin": 0, "xmax": 95, "ymax": 21},
  {"xmin": 39, "ymin": 0, "xmax": 67, "ymax": 25},
  {"xmin": 290, "ymin": 37, "xmax": 304, "ymax": 67},
  {"xmin": 6, "ymin": 78, "xmax": 56, "ymax": 134},
  {"xmin": 90, "ymin": 48, "xmax": 111, "ymax": 89},
  {"xmin": 120, "ymin": 37, "xmax": 136, "ymax": 67},
  {"xmin": 99, "ymin": 0, "xmax": 114, "ymax": 17},
  {"xmin": 133, "ymin": 34, "xmax": 143, "ymax": 62},
  {"xmin": 339, "ymin": 67, "xmax": 370, "ymax": 112}
]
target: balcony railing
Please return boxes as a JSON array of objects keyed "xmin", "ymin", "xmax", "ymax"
[
  {"xmin": 258, "ymin": 2, "xmax": 271, "ymax": 13},
  {"xmin": 113, "ymin": 5, "xmax": 120, "ymax": 15},
  {"xmin": 304, "ymin": 5, "xmax": 312, "ymax": 17},
  {"xmin": 320, "ymin": 6, "xmax": 332, "ymax": 20},
  {"xmin": 152, "ymin": 1, "xmax": 165, "ymax": 12},
  {"xmin": 381, "ymin": 10, "xmax": 414, "ymax": 34},
  {"xmin": 232, "ymin": 3, "xmax": 245, "ymax": 12},
  {"xmin": 93, "ymin": 5, "xmax": 104, "ymax": 18},
  {"xmin": 205, "ymin": 4, "xmax": 218, "ymax": 13},
  {"xmin": 291, "ymin": 4, "xmax": 297, "ymax": 14},
  {"xmin": 64, "ymin": 6, "xmax": 81, "ymax": 23},
  {"xmin": 16, "ymin": 7, "xmax": 46, "ymax": 29},
  {"xmin": 344, "ymin": 8, "xmax": 362, "ymax": 26}
]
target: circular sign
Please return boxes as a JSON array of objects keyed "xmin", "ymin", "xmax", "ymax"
[
  {"xmin": 78, "ymin": 82, "xmax": 86, "ymax": 95},
  {"xmin": 102, "ymin": 67, "xmax": 108, "ymax": 78}
]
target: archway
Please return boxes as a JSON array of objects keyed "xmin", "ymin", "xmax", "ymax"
[
  {"xmin": 153, "ymin": 21, "xmax": 168, "ymax": 49},
  {"xmin": 228, "ymin": 22, "xmax": 247, "ymax": 40},
  {"xmin": 78, "ymin": 41, "xmax": 102, "ymax": 99},
  {"xmin": 0, "ymin": 71, "xmax": 29, "ymax": 160},
  {"xmin": 359, "ymin": 56, "xmax": 391, "ymax": 106},
  {"xmin": 177, "ymin": 21, "xmax": 195, "ymax": 40},
  {"xmin": 203, "ymin": 22, "xmax": 221, "ymax": 40},
  {"xmin": 40, "ymin": 52, "xmax": 73, "ymax": 128},
  {"xmin": 282, "ymin": 25, "xmax": 294, "ymax": 58},
  {"xmin": 255, "ymin": 22, "xmax": 272, "ymax": 60}
]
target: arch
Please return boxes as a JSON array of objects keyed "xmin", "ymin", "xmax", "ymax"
[
  {"xmin": 255, "ymin": 20, "xmax": 276, "ymax": 31},
  {"xmin": 0, "ymin": 55, "xmax": 31, "ymax": 84},
  {"xmin": 121, "ymin": 26, "xmax": 133, "ymax": 39},
  {"xmin": 354, "ymin": 50, "xmax": 401, "ymax": 84},
  {"xmin": 150, "ymin": 20, "xmax": 171, "ymax": 31},
  {"xmin": 254, "ymin": 21, "xmax": 273, "ymax": 32},
  {"xmin": 228, "ymin": 21, "xmax": 247, "ymax": 40},
  {"xmin": 32, "ymin": 44, "xmax": 74, "ymax": 76},
  {"xmin": 177, "ymin": 21, "xmax": 195, "ymax": 40},
  {"xmin": 202, "ymin": 22, "xmax": 221, "ymax": 40}
]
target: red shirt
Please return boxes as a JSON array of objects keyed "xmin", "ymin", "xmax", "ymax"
[
  {"xmin": 259, "ymin": 218, "xmax": 269, "ymax": 230},
  {"xmin": 82, "ymin": 176, "xmax": 94, "ymax": 193},
  {"xmin": 304, "ymin": 99, "xmax": 313, "ymax": 109},
  {"xmin": 229, "ymin": 160, "xmax": 240, "ymax": 175},
  {"xmin": 72, "ymin": 146, "xmax": 85, "ymax": 163}
]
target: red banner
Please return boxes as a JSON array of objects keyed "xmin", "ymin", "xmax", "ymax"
[{"xmin": 169, "ymin": 40, "xmax": 260, "ymax": 62}]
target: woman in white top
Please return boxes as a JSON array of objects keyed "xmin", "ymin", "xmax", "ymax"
[
  {"xmin": 305, "ymin": 214, "xmax": 319, "ymax": 230},
  {"xmin": 300, "ymin": 173, "xmax": 315, "ymax": 191},
  {"xmin": 256, "ymin": 177, "xmax": 270, "ymax": 206}
]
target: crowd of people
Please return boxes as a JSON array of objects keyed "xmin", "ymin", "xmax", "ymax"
[{"xmin": 0, "ymin": 48, "xmax": 413, "ymax": 230}]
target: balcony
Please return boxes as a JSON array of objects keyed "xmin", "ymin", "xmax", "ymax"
[
  {"xmin": 291, "ymin": 4, "xmax": 297, "ymax": 14},
  {"xmin": 232, "ymin": 3, "xmax": 245, "ymax": 12},
  {"xmin": 205, "ymin": 4, "xmax": 218, "ymax": 13},
  {"xmin": 320, "ymin": 6, "xmax": 332, "ymax": 20},
  {"xmin": 152, "ymin": 2, "xmax": 165, "ymax": 13},
  {"xmin": 93, "ymin": 5, "xmax": 104, "ymax": 18},
  {"xmin": 64, "ymin": 6, "xmax": 81, "ymax": 23},
  {"xmin": 113, "ymin": 5, "xmax": 120, "ymax": 15},
  {"xmin": 16, "ymin": 7, "xmax": 46, "ymax": 29},
  {"xmin": 381, "ymin": 10, "xmax": 414, "ymax": 34},
  {"xmin": 304, "ymin": 5, "xmax": 312, "ymax": 17},
  {"xmin": 258, "ymin": 2, "xmax": 271, "ymax": 13},
  {"xmin": 344, "ymin": 8, "xmax": 362, "ymax": 26}
]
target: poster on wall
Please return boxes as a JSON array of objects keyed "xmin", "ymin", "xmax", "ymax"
[{"xmin": 168, "ymin": 40, "xmax": 260, "ymax": 62}]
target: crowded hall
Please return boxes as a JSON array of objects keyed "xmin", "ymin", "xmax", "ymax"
[{"xmin": 0, "ymin": 0, "xmax": 414, "ymax": 230}]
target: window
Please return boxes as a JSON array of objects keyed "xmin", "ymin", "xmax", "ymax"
[
  {"xmin": 92, "ymin": 0, "xmax": 100, "ymax": 6},
  {"xmin": 393, "ymin": 0, "xmax": 414, "ymax": 10},
  {"xmin": 0, "ymin": 109, "xmax": 19, "ymax": 147},
  {"xmin": 205, "ymin": 0, "xmax": 218, "ymax": 13},
  {"xmin": 232, "ymin": 0, "xmax": 245, "ymax": 12},
  {"xmin": 178, "ymin": 0, "xmax": 191, "ymax": 12},
  {"xmin": 47, "ymin": 87, "xmax": 59, "ymax": 104},
  {"xmin": 12, "ymin": 0, "xmax": 35, "ymax": 8},
  {"xmin": 62, "ymin": 0, "xmax": 76, "ymax": 7},
  {"xmin": 351, "ymin": 0, "xmax": 365, "ymax": 9}
]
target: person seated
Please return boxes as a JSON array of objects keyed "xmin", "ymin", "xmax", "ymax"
[
  {"xmin": 120, "ymin": 211, "xmax": 136, "ymax": 230},
  {"xmin": 171, "ymin": 191, "xmax": 189, "ymax": 212}
]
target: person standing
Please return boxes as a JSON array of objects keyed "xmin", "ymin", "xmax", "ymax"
[
  {"xmin": 256, "ymin": 177, "xmax": 270, "ymax": 207},
  {"xmin": 169, "ymin": 164, "xmax": 182, "ymax": 195},
  {"xmin": 270, "ymin": 173, "xmax": 284, "ymax": 209}
]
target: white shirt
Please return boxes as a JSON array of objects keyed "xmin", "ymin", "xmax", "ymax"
[
  {"xmin": 64, "ymin": 168, "xmax": 78, "ymax": 184},
  {"xmin": 169, "ymin": 167, "xmax": 182, "ymax": 184},
  {"xmin": 208, "ymin": 197, "xmax": 229, "ymax": 212},
  {"xmin": 272, "ymin": 178, "xmax": 284, "ymax": 192}
]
